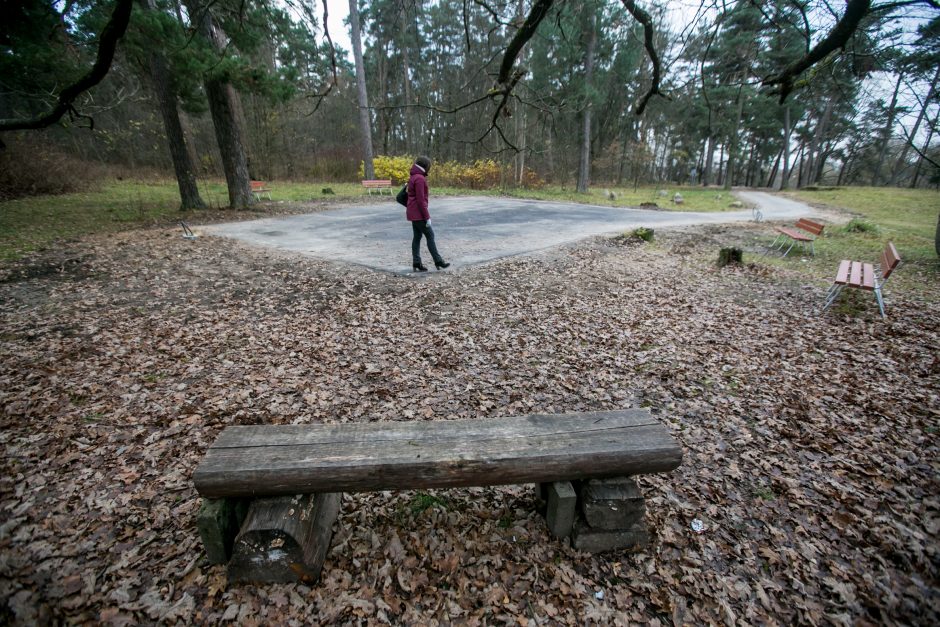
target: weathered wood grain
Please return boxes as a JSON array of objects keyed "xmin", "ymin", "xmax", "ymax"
[{"xmin": 194, "ymin": 410, "xmax": 681, "ymax": 498}]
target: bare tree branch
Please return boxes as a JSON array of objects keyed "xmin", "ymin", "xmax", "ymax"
[
  {"xmin": 0, "ymin": 0, "xmax": 134, "ymax": 134},
  {"xmin": 620, "ymin": 0, "xmax": 667, "ymax": 115},
  {"xmin": 762, "ymin": 0, "xmax": 872, "ymax": 102},
  {"xmin": 496, "ymin": 0, "xmax": 554, "ymax": 86}
]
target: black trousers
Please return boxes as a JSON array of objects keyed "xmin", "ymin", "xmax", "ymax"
[{"xmin": 411, "ymin": 220, "xmax": 443, "ymax": 265}]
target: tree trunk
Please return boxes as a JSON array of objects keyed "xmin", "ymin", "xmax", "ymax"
[
  {"xmin": 805, "ymin": 99, "xmax": 833, "ymax": 187},
  {"xmin": 185, "ymin": 0, "xmax": 253, "ymax": 208},
  {"xmin": 892, "ymin": 65, "xmax": 940, "ymax": 185},
  {"xmin": 400, "ymin": 7, "xmax": 414, "ymax": 154},
  {"xmin": 139, "ymin": 0, "xmax": 205, "ymax": 210},
  {"xmin": 935, "ymin": 212, "xmax": 940, "ymax": 258},
  {"xmin": 348, "ymin": 0, "xmax": 375, "ymax": 179},
  {"xmin": 780, "ymin": 106, "xmax": 792, "ymax": 190},
  {"xmin": 702, "ymin": 135, "xmax": 715, "ymax": 186},
  {"xmin": 911, "ymin": 106, "xmax": 939, "ymax": 188},
  {"xmin": 872, "ymin": 70, "xmax": 904, "ymax": 185},
  {"xmin": 576, "ymin": 10, "xmax": 597, "ymax": 194},
  {"xmin": 724, "ymin": 84, "xmax": 746, "ymax": 191}
]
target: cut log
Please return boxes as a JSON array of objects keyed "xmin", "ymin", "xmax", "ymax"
[
  {"xmin": 228, "ymin": 492, "xmax": 341, "ymax": 584},
  {"xmin": 194, "ymin": 410, "xmax": 682, "ymax": 498},
  {"xmin": 580, "ymin": 477, "xmax": 645, "ymax": 530}
]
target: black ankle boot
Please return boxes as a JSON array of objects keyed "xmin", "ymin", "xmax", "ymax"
[
  {"xmin": 413, "ymin": 263, "xmax": 428, "ymax": 272},
  {"xmin": 434, "ymin": 260, "xmax": 450, "ymax": 269}
]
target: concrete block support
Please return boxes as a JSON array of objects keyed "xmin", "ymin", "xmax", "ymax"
[{"xmin": 545, "ymin": 481, "xmax": 577, "ymax": 539}]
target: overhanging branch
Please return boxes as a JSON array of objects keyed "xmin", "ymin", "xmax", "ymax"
[
  {"xmin": 0, "ymin": 0, "xmax": 134, "ymax": 133},
  {"xmin": 762, "ymin": 0, "xmax": 872, "ymax": 102},
  {"xmin": 620, "ymin": 0, "xmax": 666, "ymax": 115}
]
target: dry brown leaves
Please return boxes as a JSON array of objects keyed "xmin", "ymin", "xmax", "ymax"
[{"xmin": 1, "ymin": 221, "xmax": 937, "ymax": 625}]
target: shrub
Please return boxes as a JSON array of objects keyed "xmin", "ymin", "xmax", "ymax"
[
  {"xmin": 361, "ymin": 155, "xmax": 545, "ymax": 189},
  {"xmin": 0, "ymin": 136, "xmax": 98, "ymax": 201},
  {"xmin": 632, "ymin": 227, "xmax": 655, "ymax": 242}
]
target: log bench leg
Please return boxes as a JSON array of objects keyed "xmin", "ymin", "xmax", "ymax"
[
  {"xmin": 228, "ymin": 493, "xmax": 342, "ymax": 584},
  {"xmin": 197, "ymin": 498, "xmax": 250, "ymax": 564},
  {"xmin": 571, "ymin": 477, "xmax": 649, "ymax": 553},
  {"xmin": 539, "ymin": 477, "xmax": 651, "ymax": 553}
]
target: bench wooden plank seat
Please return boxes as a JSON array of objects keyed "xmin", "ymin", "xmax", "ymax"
[
  {"xmin": 823, "ymin": 241, "xmax": 901, "ymax": 319},
  {"xmin": 361, "ymin": 179, "xmax": 393, "ymax": 195},
  {"xmin": 768, "ymin": 218, "xmax": 824, "ymax": 256},
  {"xmin": 194, "ymin": 409, "xmax": 682, "ymax": 498}
]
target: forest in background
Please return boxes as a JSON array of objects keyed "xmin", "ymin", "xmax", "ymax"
[{"xmin": 1, "ymin": 0, "xmax": 939, "ymax": 205}]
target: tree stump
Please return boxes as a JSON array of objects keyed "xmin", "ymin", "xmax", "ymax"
[
  {"xmin": 228, "ymin": 493, "xmax": 341, "ymax": 584},
  {"xmin": 717, "ymin": 247, "xmax": 743, "ymax": 267}
]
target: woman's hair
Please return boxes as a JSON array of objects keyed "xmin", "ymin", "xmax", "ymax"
[{"xmin": 415, "ymin": 155, "xmax": 432, "ymax": 173}]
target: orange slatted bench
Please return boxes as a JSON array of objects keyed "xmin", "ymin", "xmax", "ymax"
[
  {"xmin": 250, "ymin": 181, "xmax": 272, "ymax": 201},
  {"xmin": 822, "ymin": 242, "xmax": 901, "ymax": 320},
  {"xmin": 769, "ymin": 218, "xmax": 824, "ymax": 256},
  {"xmin": 362, "ymin": 179, "xmax": 393, "ymax": 195}
]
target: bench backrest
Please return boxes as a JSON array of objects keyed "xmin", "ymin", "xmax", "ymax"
[
  {"xmin": 881, "ymin": 241, "xmax": 901, "ymax": 280},
  {"xmin": 795, "ymin": 218, "xmax": 824, "ymax": 236},
  {"xmin": 251, "ymin": 181, "xmax": 267, "ymax": 189},
  {"xmin": 362, "ymin": 179, "xmax": 392, "ymax": 187}
]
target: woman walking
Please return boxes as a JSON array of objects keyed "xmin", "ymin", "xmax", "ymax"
[{"xmin": 406, "ymin": 156, "xmax": 450, "ymax": 272}]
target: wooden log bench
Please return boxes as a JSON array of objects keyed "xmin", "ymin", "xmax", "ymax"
[
  {"xmin": 193, "ymin": 409, "xmax": 682, "ymax": 584},
  {"xmin": 768, "ymin": 217, "xmax": 824, "ymax": 256},
  {"xmin": 361, "ymin": 179, "xmax": 393, "ymax": 195}
]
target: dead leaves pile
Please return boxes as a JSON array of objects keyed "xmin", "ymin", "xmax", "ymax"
[{"xmin": 1, "ymin": 224, "xmax": 937, "ymax": 625}]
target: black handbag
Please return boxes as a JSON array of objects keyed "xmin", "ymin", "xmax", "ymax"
[{"xmin": 396, "ymin": 184, "xmax": 408, "ymax": 206}]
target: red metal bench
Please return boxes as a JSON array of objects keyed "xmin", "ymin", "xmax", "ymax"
[
  {"xmin": 822, "ymin": 242, "xmax": 901, "ymax": 320},
  {"xmin": 769, "ymin": 218, "xmax": 824, "ymax": 256}
]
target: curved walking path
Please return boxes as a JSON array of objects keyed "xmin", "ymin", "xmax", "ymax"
[{"xmin": 204, "ymin": 191, "xmax": 818, "ymax": 273}]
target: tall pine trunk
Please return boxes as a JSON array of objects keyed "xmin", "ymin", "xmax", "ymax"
[
  {"xmin": 872, "ymin": 71, "xmax": 904, "ymax": 185},
  {"xmin": 139, "ymin": 0, "xmax": 204, "ymax": 210},
  {"xmin": 780, "ymin": 106, "xmax": 792, "ymax": 190},
  {"xmin": 348, "ymin": 0, "xmax": 374, "ymax": 178},
  {"xmin": 576, "ymin": 10, "xmax": 597, "ymax": 194},
  {"xmin": 891, "ymin": 65, "xmax": 940, "ymax": 185},
  {"xmin": 723, "ymin": 83, "xmax": 745, "ymax": 191},
  {"xmin": 186, "ymin": 0, "xmax": 253, "ymax": 208}
]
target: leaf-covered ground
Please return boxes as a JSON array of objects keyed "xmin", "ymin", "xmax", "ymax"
[{"xmin": 1, "ymin": 215, "xmax": 937, "ymax": 625}]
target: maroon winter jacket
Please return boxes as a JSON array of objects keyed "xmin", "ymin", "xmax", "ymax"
[{"xmin": 405, "ymin": 164, "xmax": 430, "ymax": 221}]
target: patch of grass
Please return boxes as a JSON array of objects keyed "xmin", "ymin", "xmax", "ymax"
[
  {"xmin": 464, "ymin": 185, "xmax": 745, "ymax": 212},
  {"xmin": 753, "ymin": 486, "xmax": 776, "ymax": 501},
  {"xmin": 786, "ymin": 187, "xmax": 939, "ymax": 263},
  {"xmin": 842, "ymin": 217, "xmax": 880, "ymax": 235},
  {"xmin": 754, "ymin": 187, "xmax": 939, "ymax": 298},
  {"xmin": 405, "ymin": 492, "xmax": 448, "ymax": 517},
  {"xmin": 0, "ymin": 179, "xmax": 368, "ymax": 260}
]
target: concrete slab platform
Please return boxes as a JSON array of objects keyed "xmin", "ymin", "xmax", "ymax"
[{"xmin": 201, "ymin": 193, "xmax": 815, "ymax": 274}]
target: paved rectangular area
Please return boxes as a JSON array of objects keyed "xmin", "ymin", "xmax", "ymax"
[{"xmin": 201, "ymin": 195, "xmax": 810, "ymax": 274}]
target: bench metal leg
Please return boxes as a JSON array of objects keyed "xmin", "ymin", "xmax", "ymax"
[
  {"xmin": 874, "ymin": 285, "xmax": 887, "ymax": 320},
  {"xmin": 821, "ymin": 283, "xmax": 843, "ymax": 313}
]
